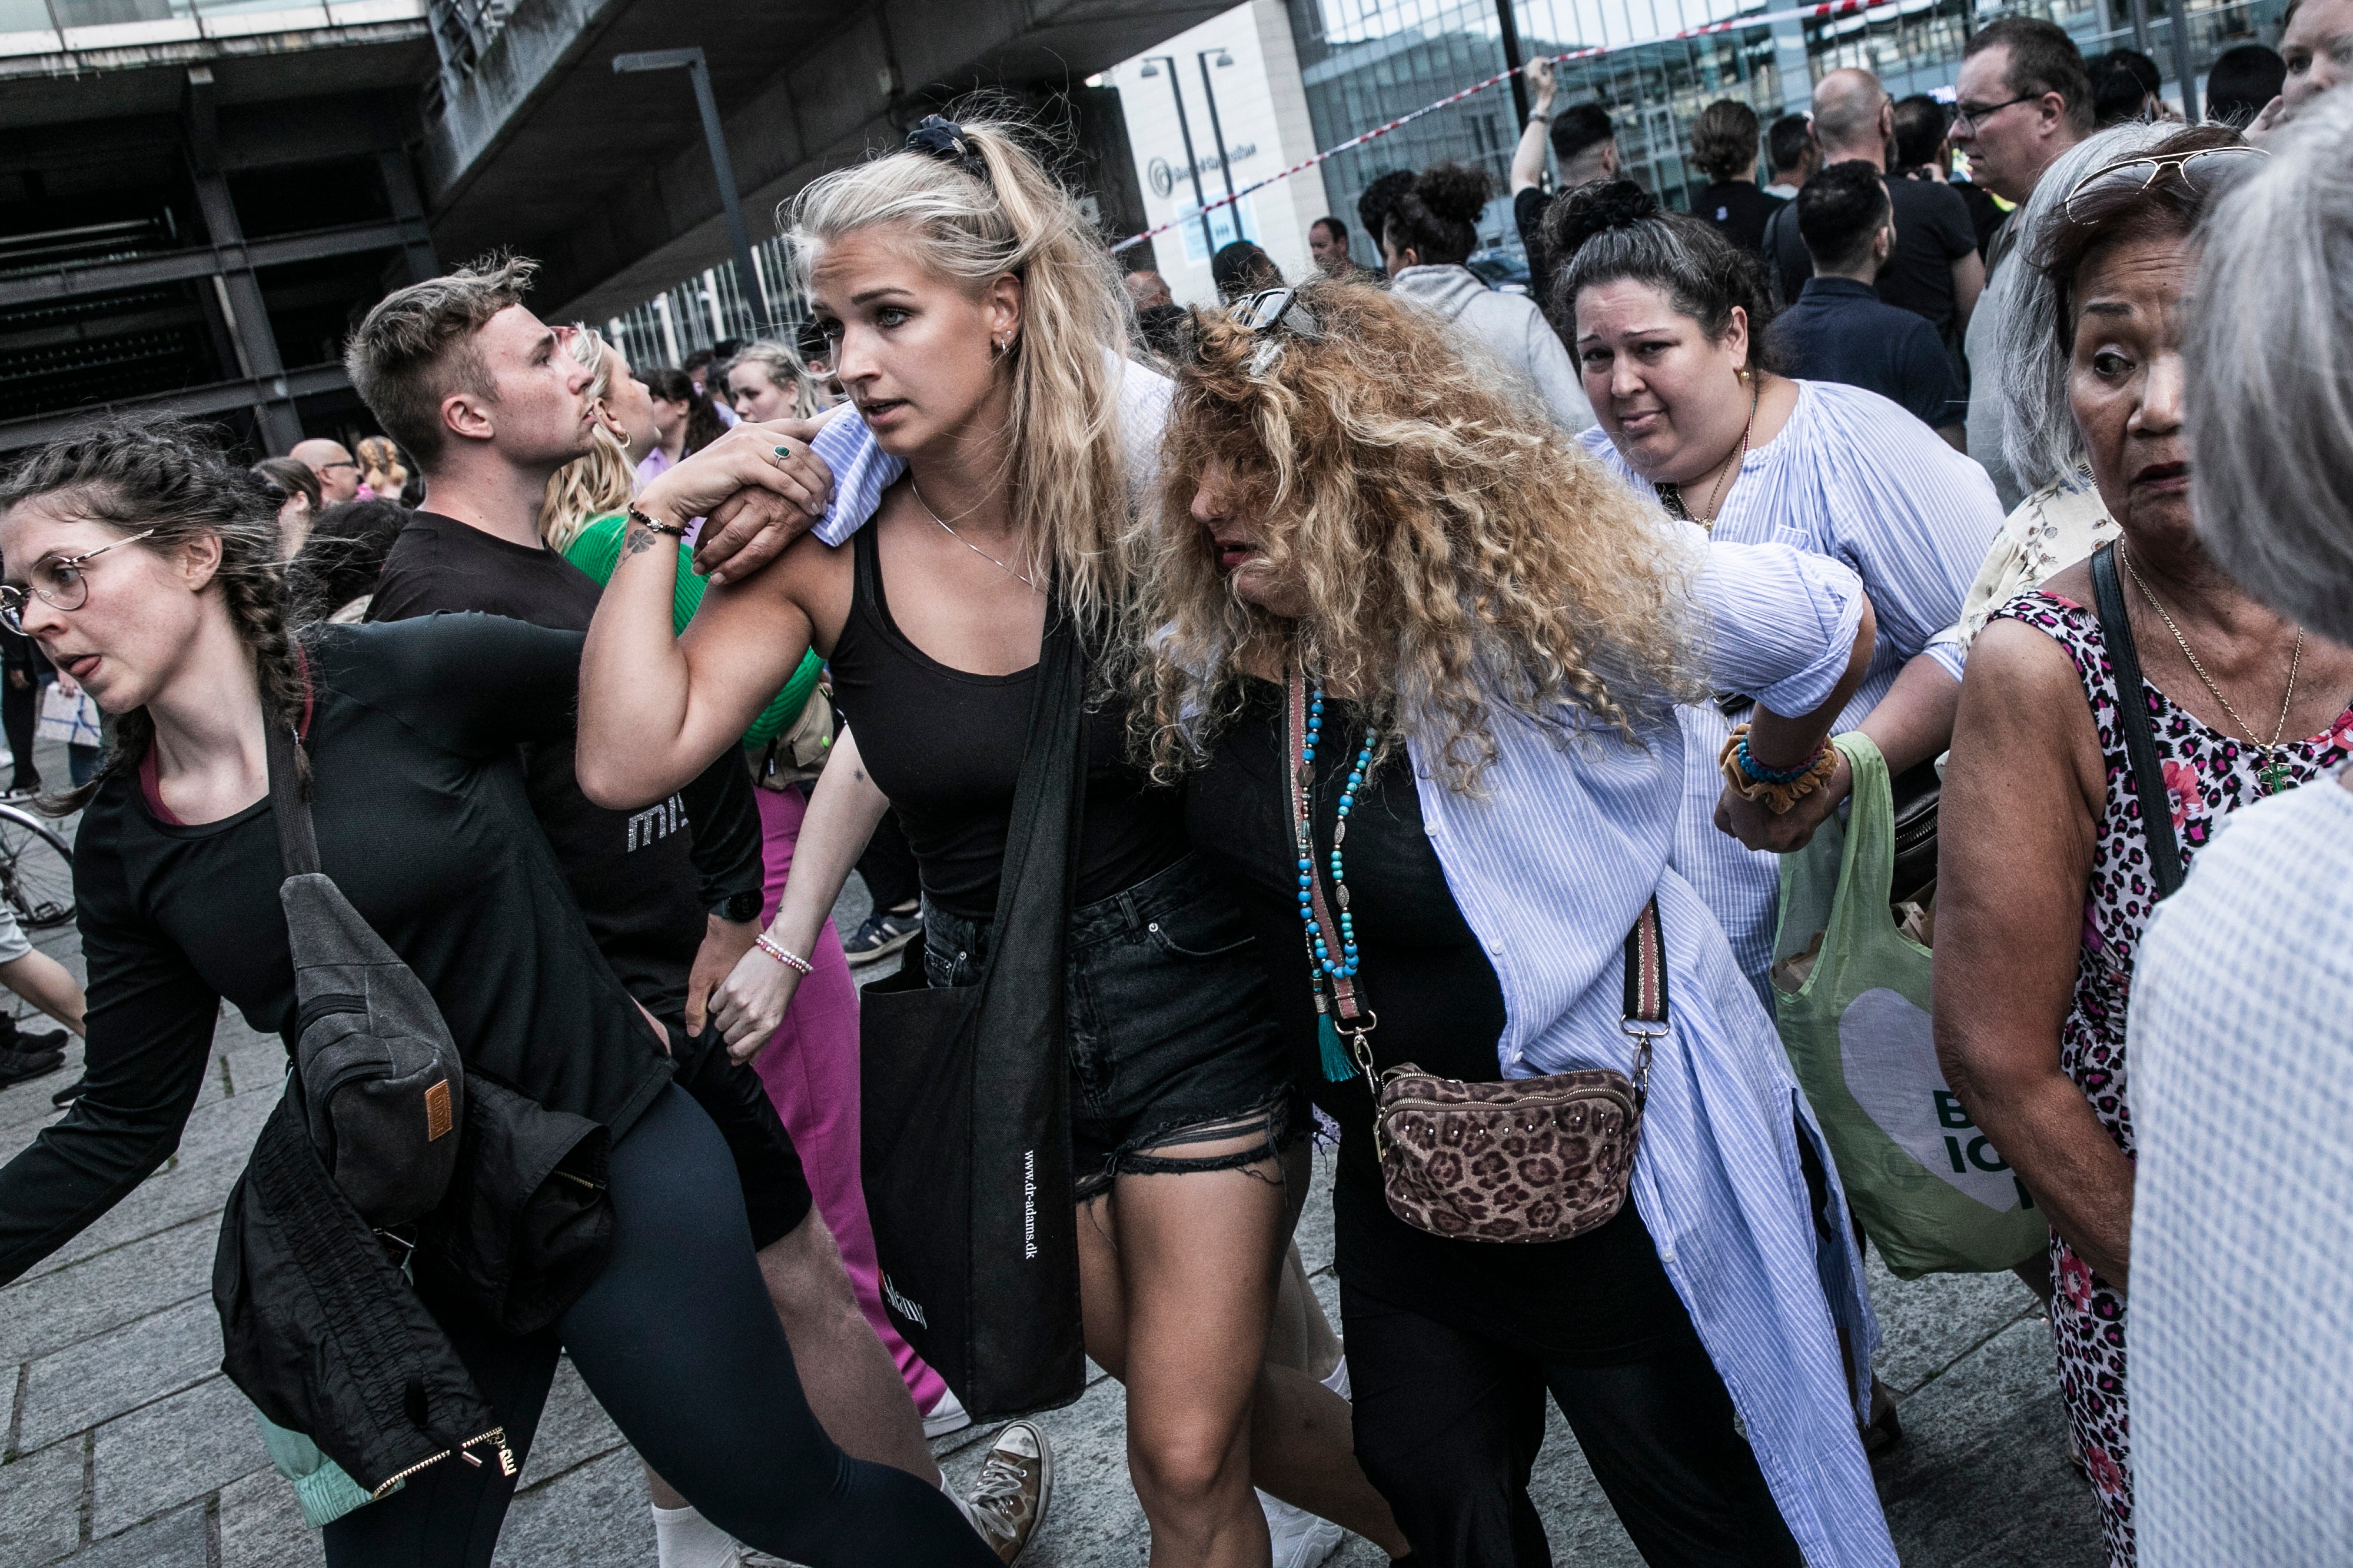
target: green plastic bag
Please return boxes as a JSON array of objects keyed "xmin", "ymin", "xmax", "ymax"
[{"xmin": 1770, "ymin": 733, "xmax": 2048, "ymax": 1279}]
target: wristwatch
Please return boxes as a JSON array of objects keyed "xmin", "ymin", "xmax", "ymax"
[
  {"xmin": 713, "ymin": 890, "xmax": 763, "ymax": 924},
  {"xmin": 1528, "ymin": 106, "xmax": 1554, "ymax": 125}
]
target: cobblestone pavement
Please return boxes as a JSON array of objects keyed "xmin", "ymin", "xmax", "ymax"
[{"xmin": 0, "ymin": 830, "xmax": 2105, "ymax": 1567}]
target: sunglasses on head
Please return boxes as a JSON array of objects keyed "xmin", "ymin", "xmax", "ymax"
[{"xmin": 2064, "ymin": 145, "xmax": 2267, "ymax": 224}]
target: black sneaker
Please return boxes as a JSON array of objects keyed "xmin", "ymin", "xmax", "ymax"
[
  {"xmin": 0, "ymin": 1047, "xmax": 64, "ymax": 1088},
  {"xmin": 51, "ymin": 1073, "xmax": 86, "ymax": 1107},
  {"xmin": 12, "ymin": 1027, "xmax": 67, "ymax": 1056},
  {"xmin": 0, "ymin": 782, "xmax": 36, "ymax": 802},
  {"xmin": 842, "ymin": 908, "xmax": 923, "ymax": 966}
]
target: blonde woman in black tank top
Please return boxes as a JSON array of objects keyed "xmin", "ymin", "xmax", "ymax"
[{"xmin": 580, "ymin": 116, "xmax": 1408, "ymax": 1566}]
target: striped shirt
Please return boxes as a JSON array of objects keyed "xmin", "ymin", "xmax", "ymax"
[
  {"xmin": 1580, "ymin": 380, "xmax": 2003, "ymax": 994},
  {"xmin": 1401, "ymin": 525, "xmax": 1895, "ymax": 1567},
  {"xmin": 2129, "ymin": 772, "xmax": 2353, "ymax": 1568}
]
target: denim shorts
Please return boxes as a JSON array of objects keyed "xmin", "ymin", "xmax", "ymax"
[{"xmin": 923, "ymin": 851, "xmax": 1302, "ymax": 1201}]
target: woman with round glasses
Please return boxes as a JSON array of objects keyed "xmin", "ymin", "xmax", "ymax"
[{"xmin": 1935, "ymin": 125, "xmax": 2348, "ymax": 1568}]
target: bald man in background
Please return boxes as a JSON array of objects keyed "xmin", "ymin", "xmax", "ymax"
[
  {"xmin": 1763, "ymin": 67, "xmax": 1983, "ymax": 378},
  {"xmin": 290, "ymin": 437, "xmax": 363, "ymax": 504}
]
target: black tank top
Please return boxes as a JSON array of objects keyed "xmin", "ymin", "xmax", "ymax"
[{"xmin": 825, "ymin": 520, "xmax": 1188, "ymax": 921}]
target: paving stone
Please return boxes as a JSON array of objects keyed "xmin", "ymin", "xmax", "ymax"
[
  {"xmin": 217, "ymin": 1465, "xmax": 324, "ymax": 1568},
  {"xmin": 89, "ymin": 1373, "xmax": 269, "ymax": 1537},
  {"xmin": 516, "ymin": 1354, "xmax": 627, "ymax": 1490},
  {"xmin": 942, "ymin": 1373, "xmax": 1135, "ymax": 1567},
  {"xmin": 18, "ymin": 1143, "xmax": 250, "ymax": 1286},
  {"xmin": 16, "ymin": 1296, "xmax": 222, "ymax": 1455},
  {"xmin": 1866, "ymin": 1249, "xmax": 2043, "ymax": 1398},
  {"xmin": 491, "ymin": 1444, "xmax": 655, "ymax": 1568},
  {"xmin": 66, "ymin": 1499, "xmax": 210, "ymax": 1568},
  {"xmin": 0, "ymin": 1216, "xmax": 214, "ymax": 1366},
  {"xmin": 0, "ymin": 1434, "xmax": 85, "ymax": 1566}
]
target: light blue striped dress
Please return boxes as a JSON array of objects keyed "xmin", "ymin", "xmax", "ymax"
[
  {"xmin": 1579, "ymin": 381, "xmax": 2003, "ymax": 996},
  {"xmin": 807, "ymin": 405, "xmax": 1899, "ymax": 1565}
]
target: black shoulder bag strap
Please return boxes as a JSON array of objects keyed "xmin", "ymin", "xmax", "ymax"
[
  {"xmin": 2089, "ymin": 542, "xmax": 2186, "ymax": 899},
  {"xmin": 263, "ymin": 717, "xmax": 320, "ymax": 877}
]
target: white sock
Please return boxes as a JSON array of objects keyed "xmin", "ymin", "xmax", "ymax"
[
  {"xmin": 941, "ymin": 1469, "xmax": 985, "ymax": 1535},
  {"xmin": 650, "ymin": 1503, "xmax": 742, "ymax": 1568}
]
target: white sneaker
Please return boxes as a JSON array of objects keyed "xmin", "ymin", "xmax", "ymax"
[
  {"xmin": 923, "ymin": 1386, "xmax": 973, "ymax": 1439},
  {"xmin": 964, "ymin": 1419, "xmax": 1053, "ymax": 1564},
  {"xmin": 1259, "ymin": 1490, "xmax": 1346, "ymax": 1568},
  {"xmin": 651, "ymin": 1503, "xmax": 747, "ymax": 1568}
]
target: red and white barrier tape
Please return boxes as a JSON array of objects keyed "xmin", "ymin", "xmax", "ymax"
[{"xmin": 1108, "ymin": 0, "xmax": 1917, "ymax": 254}]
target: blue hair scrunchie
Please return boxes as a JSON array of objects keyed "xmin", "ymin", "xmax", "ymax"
[{"xmin": 905, "ymin": 115, "xmax": 990, "ymax": 184}]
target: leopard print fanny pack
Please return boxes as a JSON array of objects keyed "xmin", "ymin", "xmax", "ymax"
[{"xmin": 1353, "ymin": 898, "xmax": 1669, "ymax": 1244}]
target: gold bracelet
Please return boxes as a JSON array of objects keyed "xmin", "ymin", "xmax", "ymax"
[{"xmin": 1718, "ymin": 726, "xmax": 1839, "ymax": 815}]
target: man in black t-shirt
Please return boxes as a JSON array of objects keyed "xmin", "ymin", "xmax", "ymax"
[
  {"xmin": 345, "ymin": 258, "xmax": 1042, "ymax": 1564},
  {"xmin": 1763, "ymin": 68, "xmax": 1984, "ymax": 378},
  {"xmin": 1509, "ymin": 57, "xmax": 1622, "ymax": 310}
]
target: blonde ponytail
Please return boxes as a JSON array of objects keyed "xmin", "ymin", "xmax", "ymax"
[{"xmin": 786, "ymin": 112, "xmax": 1135, "ymax": 625}]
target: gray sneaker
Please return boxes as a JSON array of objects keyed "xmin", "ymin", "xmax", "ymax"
[{"xmin": 964, "ymin": 1419, "xmax": 1052, "ymax": 1564}]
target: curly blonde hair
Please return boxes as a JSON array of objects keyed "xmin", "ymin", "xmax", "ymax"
[{"xmin": 1134, "ymin": 281, "xmax": 1701, "ymax": 792}]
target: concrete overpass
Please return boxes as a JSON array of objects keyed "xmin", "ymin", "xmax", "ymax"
[{"xmin": 420, "ymin": 0, "xmax": 1227, "ymax": 324}]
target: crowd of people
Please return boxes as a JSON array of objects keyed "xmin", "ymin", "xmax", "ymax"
[{"xmin": 0, "ymin": 14, "xmax": 2348, "ymax": 1568}]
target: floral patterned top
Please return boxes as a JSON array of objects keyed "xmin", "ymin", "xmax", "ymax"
[
  {"xmin": 1995, "ymin": 588, "xmax": 2353, "ymax": 1157},
  {"xmin": 1993, "ymin": 587, "xmax": 2353, "ymax": 1568}
]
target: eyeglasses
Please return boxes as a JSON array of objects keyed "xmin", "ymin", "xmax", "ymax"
[
  {"xmin": 1950, "ymin": 93, "xmax": 2041, "ymax": 132},
  {"xmin": 0, "ymin": 529, "xmax": 157, "ymax": 633},
  {"xmin": 2063, "ymin": 145, "xmax": 2268, "ymax": 223},
  {"xmin": 317, "ymin": 460, "xmax": 359, "ymax": 474},
  {"xmin": 1229, "ymin": 287, "xmax": 1324, "ymax": 341}
]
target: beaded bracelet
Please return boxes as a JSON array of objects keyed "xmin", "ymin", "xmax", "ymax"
[
  {"xmin": 1717, "ymin": 725, "xmax": 1840, "ymax": 815},
  {"xmin": 1733, "ymin": 729, "xmax": 1817, "ymax": 785},
  {"xmin": 754, "ymin": 934, "xmax": 814, "ymax": 976},
  {"xmin": 627, "ymin": 505, "xmax": 686, "ymax": 539}
]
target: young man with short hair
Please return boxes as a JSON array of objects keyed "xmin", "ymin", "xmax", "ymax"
[
  {"xmin": 345, "ymin": 257, "xmax": 1049, "ymax": 1568},
  {"xmin": 1509, "ymin": 56, "xmax": 1621, "ymax": 303},
  {"xmin": 1771, "ymin": 160, "xmax": 1967, "ymax": 445},
  {"xmin": 1762, "ymin": 112, "xmax": 1817, "ymax": 199}
]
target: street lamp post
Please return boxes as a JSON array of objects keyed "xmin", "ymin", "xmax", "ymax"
[
  {"xmin": 612, "ymin": 46, "xmax": 772, "ymax": 337},
  {"xmin": 1196, "ymin": 48, "xmax": 1238, "ymax": 218},
  {"xmin": 1140, "ymin": 55, "xmax": 1215, "ymax": 258}
]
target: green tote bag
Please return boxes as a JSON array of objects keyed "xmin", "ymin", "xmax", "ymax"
[{"xmin": 1770, "ymin": 733, "xmax": 2048, "ymax": 1278}]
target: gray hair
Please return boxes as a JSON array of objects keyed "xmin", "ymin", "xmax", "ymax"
[
  {"xmin": 1996, "ymin": 122, "xmax": 2175, "ymax": 490},
  {"xmin": 2188, "ymin": 89, "xmax": 2353, "ymax": 644}
]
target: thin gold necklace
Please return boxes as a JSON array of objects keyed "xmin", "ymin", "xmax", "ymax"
[
  {"xmin": 2120, "ymin": 542, "xmax": 2304, "ymax": 794},
  {"xmin": 909, "ymin": 477, "xmax": 1037, "ymax": 593},
  {"xmin": 1692, "ymin": 375, "xmax": 1760, "ymax": 529}
]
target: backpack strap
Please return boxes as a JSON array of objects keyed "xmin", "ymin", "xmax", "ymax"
[
  {"xmin": 2088, "ymin": 542, "xmax": 2185, "ymax": 900},
  {"xmin": 264, "ymin": 717, "xmax": 320, "ymax": 879}
]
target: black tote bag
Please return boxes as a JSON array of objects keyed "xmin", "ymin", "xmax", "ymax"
[{"xmin": 859, "ymin": 610, "xmax": 1088, "ymax": 1419}]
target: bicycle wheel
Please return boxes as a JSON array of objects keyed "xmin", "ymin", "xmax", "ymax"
[{"xmin": 0, "ymin": 805, "xmax": 73, "ymax": 929}]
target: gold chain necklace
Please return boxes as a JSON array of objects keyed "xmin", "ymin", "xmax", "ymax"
[
  {"xmin": 2120, "ymin": 542, "xmax": 2304, "ymax": 794},
  {"xmin": 909, "ymin": 478, "xmax": 1038, "ymax": 592},
  {"xmin": 1691, "ymin": 375, "xmax": 1760, "ymax": 530}
]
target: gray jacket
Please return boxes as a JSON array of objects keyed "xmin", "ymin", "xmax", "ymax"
[{"xmin": 1388, "ymin": 264, "xmax": 1595, "ymax": 434}]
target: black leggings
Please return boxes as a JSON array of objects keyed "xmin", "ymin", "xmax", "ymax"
[
  {"xmin": 324, "ymin": 1086, "xmax": 994, "ymax": 1568},
  {"xmin": 1343, "ymin": 1281, "xmax": 1805, "ymax": 1568}
]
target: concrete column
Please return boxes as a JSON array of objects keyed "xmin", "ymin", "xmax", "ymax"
[
  {"xmin": 192, "ymin": 171, "xmax": 302, "ymax": 454},
  {"xmin": 377, "ymin": 150, "xmax": 442, "ymax": 284},
  {"xmin": 1773, "ymin": 15, "xmax": 1814, "ymax": 114}
]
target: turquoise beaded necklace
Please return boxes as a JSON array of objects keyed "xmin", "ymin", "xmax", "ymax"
[{"xmin": 1290, "ymin": 674, "xmax": 1378, "ymax": 1082}]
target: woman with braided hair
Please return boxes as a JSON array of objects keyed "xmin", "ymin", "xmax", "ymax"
[{"xmin": 0, "ymin": 418, "xmax": 1003, "ymax": 1568}]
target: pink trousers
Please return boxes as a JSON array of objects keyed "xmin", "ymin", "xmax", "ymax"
[{"xmin": 753, "ymin": 784, "xmax": 948, "ymax": 1413}]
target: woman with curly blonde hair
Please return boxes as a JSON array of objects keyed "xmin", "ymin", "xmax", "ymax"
[
  {"xmin": 1142, "ymin": 279, "xmax": 1900, "ymax": 1567},
  {"xmin": 580, "ymin": 112, "xmax": 1405, "ymax": 1567}
]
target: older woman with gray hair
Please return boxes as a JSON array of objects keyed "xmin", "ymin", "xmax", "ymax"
[
  {"xmin": 1952, "ymin": 121, "xmax": 2174, "ymax": 648},
  {"xmin": 1935, "ymin": 121, "xmax": 2353, "ymax": 1568},
  {"xmin": 2126, "ymin": 91, "xmax": 2353, "ymax": 1568}
]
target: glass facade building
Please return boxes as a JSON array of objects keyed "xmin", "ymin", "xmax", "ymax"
[{"xmin": 1288, "ymin": 0, "xmax": 2288, "ymax": 262}]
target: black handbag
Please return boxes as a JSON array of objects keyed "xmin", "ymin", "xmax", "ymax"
[
  {"xmin": 2089, "ymin": 542, "xmax": 2187, "ymax": 898},
  {"xmin": 858, "ymin": 609, "xmax": 1088, "ymax": 1420}
]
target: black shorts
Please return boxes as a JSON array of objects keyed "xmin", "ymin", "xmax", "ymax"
[
  {"xmin": 662, "ymin": 1014, "xmax": 813, "ymax": 1249},
  {"xmin": 924, "ymin": 851, "xmax": 1303, "ymax": 1201}
]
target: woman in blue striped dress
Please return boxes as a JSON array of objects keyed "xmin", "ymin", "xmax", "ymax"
[{"xmin": 1126, "ymin": 279, "xmax": 1899, "ymax": 1567}]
